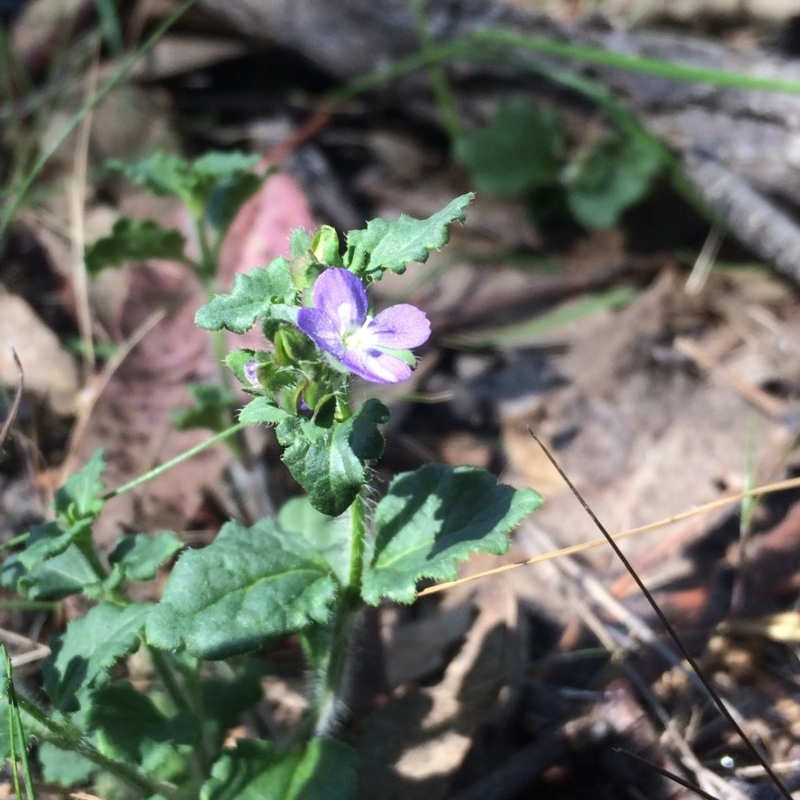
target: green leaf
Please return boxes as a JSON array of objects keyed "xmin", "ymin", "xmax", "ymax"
[
  {"xmin": 42, "ymin": 602, "xmax": 152, "ymax": 712},
  {"xmin": 54, "ymin": 448, "xmax": 107, "ymax": 521},
  {"xmin": 290, "ymin": 227, "xmax": 312, "ymax": 259},
  {"xmin": 564, "ymin": 132, "xmax": 665, "ymax": 229},
  {"xmin": 110, "ymin": 151, "xmax": 192, "ymax": 198},
  {"xmin": 344, "ymin": 194, "xmax": 473, "ymax": 280},
  {"xmin": 192, "ymin": 150, "xmax": 261, "ymax": 181},
  {"xmin": 200, "ymin": 738, "xmax": 357, "ymax": 800},
  {"xmin": 361, "ymin": 465, "xmax": 543, "ymax": 605},
  {"xmin": 206, "ymin": 172, "xmax": 263, "ymax": 234},
  {"xmin": 107, "ymin": 532, "xmax": 183, "ymax": 582},
  {"xmin": 278, "ymin": 497, "xmax": 350, "ymax": 584},
  {"xmin": 84, "ymin": 218, "xmax": 186, "ymax": 275},
  {"xmin": 454, "ymin": 98, "xmax": 563, "ymax": 195},
  {"xmin": 146, "ymin": 518, "xmax": 337, "ymax": 660},
  {"xmin": 111, "ymin": 151, "xmax": 260, "ymax": 217},
  {"xmin": 200, "ymin": 662, "xmax": 267, "ymax": 746},
  {"xmin": 195, "ymin": 261, "xmax": 296, "ymax": 334},
  {"xmin": 172, "ymin": 383, "xmax": 239, "ymax": 432},
  {"xmin": 277, "ymin": 399, "xmax": 388, "ymax": 516},
  {"xmin": 6, "ymin": 546, "xmax": 99, "ymax": 599},
  {"xmin": 87, "ymin": 683, "xmax": 196, "ymax": 777},
  {"xmin": 19, "ymin": 450, "xmax": 107, "ymax": 572},
  {"xmin": 38, "ymin": 741, "xmax": 97, "ymax": 786},
  {"xmin": 20, "ymin": 519, "xmax": 93, "ymax": 570},
  {"xmin": 239, "ymin": 397, "xmax": 291, "ymax": 426}
]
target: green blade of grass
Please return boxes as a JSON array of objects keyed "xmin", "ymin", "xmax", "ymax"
[
  {"xmin": 0, "ymin": 0, "xmax": 199, "ymax": 245},
  {"xmin": 2, "ymin": 643, "xmax": 37, "ymax": 799},
  {"xmin": 328, "ymin": 28, "xmax": 800, "ymax": 109}
]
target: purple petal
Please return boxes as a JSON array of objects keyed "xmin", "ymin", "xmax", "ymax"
[
  {"xmin": 341, "ymin": 348, "xmax": 413, "ymax": 384},
  {"xmin": 297, "ymin": 307, "xmax": 346, "ymax": 359},
  {"xmin": 364, "ymin": 304, "xmax": 431, "ymax": 349},
  {"xmin": 243, "ymin": 360, "xmax": 259, "ymax": 385},
  {"xmin": 311, "ymin": 268, "xmax": 368, "ymax": 332}
]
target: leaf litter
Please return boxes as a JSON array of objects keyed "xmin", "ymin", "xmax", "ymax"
[{"xmin": 5, "ymin": 3, "xmax": 800, "ymax": 799}]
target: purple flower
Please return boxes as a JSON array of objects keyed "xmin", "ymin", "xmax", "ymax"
[{"xmin": 297, "ymin": 268, "xmax": 430, "ymax": 384}]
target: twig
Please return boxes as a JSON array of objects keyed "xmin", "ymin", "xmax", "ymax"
[
  {"xmin": 528, "ymin": 430, "xmax": 794, "ymax": 800},
  {"xmin": 0, "ymin": 347, "xmax": 23, "ymax": 451},
  {"xmin": 61, "ymin": 307, "xmax": 166, "ymax": 481}
]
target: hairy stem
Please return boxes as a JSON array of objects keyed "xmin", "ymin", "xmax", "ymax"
[{"xmin": 312, "ymin": 491, "xmax": 367, "ymax": 736}]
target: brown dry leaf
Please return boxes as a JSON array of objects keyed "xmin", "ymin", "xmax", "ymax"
[
  {"xmin": 0, "ymin": 286, "xmax": 79, "ymax": 416},
  {"xmin": 502, "ymin": 266, "xmax": 800, "ymax": 637},
  {"xmin": 76, "ymin": 259, "xmax": 227, "ymax": 547},
  {"xmin": 358, "ymin": 567, "xmax": 524, "ymax": 800},
  {"xmin": 507, "ymin": 269, "xmax": 795, "ymax": 553},
  {"xmin": 126, "ymin": 34, "xmax": 250, "ymax": 81}
]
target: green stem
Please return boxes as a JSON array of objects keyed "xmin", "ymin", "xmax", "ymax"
[
  {"xmin": 17, "ymin": 694, "xmax": 182, "ymax": 800},
  {"xmin": 312, "ymin": 492, "xmax": 367, "ymax": 736},
  {"xmin": 409, "ymin": 0, "xmax": 461, "ymax": 141},
  {"xmin": 148, "ymin": 647, "xmax": 192, "ymax": 713},
  {"xmin": 102, "ymin": 421, "xmax": 245, "ymax": 501},
  {"xmin": 77, "ymin": 536, "xmax": 110, "ymax": 582},
  {"xmin": 148, "ymin": 647, "xmax": 209, "ymax": 782},
  {"xmin": 193, "ymin": 233, "xmax": 248, "ymax": 462},
  {"xmin": 325, "ymin": 29, "xmax": 800, "ymax": 113}
]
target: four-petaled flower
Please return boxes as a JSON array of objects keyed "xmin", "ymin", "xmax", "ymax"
[{"xmin": 297, "ymin": 268, "xmax": 430, "ymax": 384}]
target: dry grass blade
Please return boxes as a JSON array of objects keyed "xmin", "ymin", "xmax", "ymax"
[
  {"xmin": 0, "ymin": 346, "xmax": 24, "ymax": 450},
  {"xmin": 527, "ymin": 430, "xmax": 794, "ymax": 800},
  {"xmin": 417, "ymin": 474, "xmax": 800, "ymax": 597},
  {"xmin": 614, "ymin": 748, "xmax": 724, "ymax": 800},
  {"xmin": 61, "ymin": 306, "xmax": 166, "ymax": 481}
]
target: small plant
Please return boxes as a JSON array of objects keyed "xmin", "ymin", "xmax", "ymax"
[
  {"xmin": 454, "ymin": 96, "xmax": 667, "ymax": 229},
  {"xmin": 0, "ymin": 152, "xmax": 543, "ymax": 799}
]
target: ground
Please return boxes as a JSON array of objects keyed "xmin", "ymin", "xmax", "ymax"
[{"xmin": 2, "ymin": 2, "xmax": 800, "ymax": 799}]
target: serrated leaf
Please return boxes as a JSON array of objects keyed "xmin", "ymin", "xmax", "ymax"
[
  {"xmin": 145, "ymin": 518, "xmax": 337, "ymax": 660},
  {"xmin": 564, "ymin": 132, "xmax": 665, "ymax": 229},
  {"xmin": 84, "ymin": 218, "xmax": 186, "ymax": 275},
  {"xmin": 277, "ymin": 399, "xmax": 388, "ymax": 516},
  {"xmin": 195, "ymin": 261, "xmax": 296, "ymax": 333},
  {"xmin": 111, "ymin": 150, "xmax": 260, "ymax": 218},
  {"xmin": 239, "ymin": 397, "xmax": 290, "ymax": 426},
  {"xmin": 20, "ymin": 519, "xmax": 93, "ymax": 570},
  {"xmin": 20, "ymin": 451, "xmax": 106, "ymax": 570},
  {"xmin": 110, "ymin": 151, "xmax": 191, "ymax": 198},
  {"xmin": 200, "ymin": 738, "xmax": 357, "ymax": 800},
  {"xmin": 344, "ymin": 194, "xmax": 473, "ymax": 280},
  {"xmin": 54, "ymin": 448, "xmax": 106, "ymax": 521},
  {"xmin": 454, "ymin": 98, "xmax": 563, "ymax": 195},
  {"xmin": 108, "ymin": 532, "xmax": 183, "ymax": 582},
  {"xmin": 192, "ymin": 150, "xmax": 260, "ymax": 179},
  {"xmin": 88, "ymin": 683, "xmax": 196, "ymax": 776},
  {"xmin": 361, "ymin": 465, "xmax": 543, "ymax": 605},
  {"xmin": 6, "ymin": 546, "xmax": 99, "ymax": 600},
  {"xmin": 42, "ymin": 602, "xmax": 152, "ymax": 712},
  {"xmin": 290, "ymin": 227, "xmax": 312, "ymax": 259}
]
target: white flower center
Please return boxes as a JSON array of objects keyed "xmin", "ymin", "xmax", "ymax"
[{"xmin": 342, "ymin": 316, "xmax": 375, "ymax": 351}]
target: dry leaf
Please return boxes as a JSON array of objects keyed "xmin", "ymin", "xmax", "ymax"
[{"xmin": 0, "ymin": 287, "xmax": 78, "ymax": 416}]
